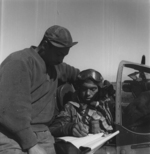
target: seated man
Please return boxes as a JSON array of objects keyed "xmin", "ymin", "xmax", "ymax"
[{"xmin": 49, "ymin": 69, "xmax": 115, "ymax": 137}]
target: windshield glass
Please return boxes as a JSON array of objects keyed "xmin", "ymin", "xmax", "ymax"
[{"xmin": 121, "ymin": 65, "xmax": 150, "ymax": 133}]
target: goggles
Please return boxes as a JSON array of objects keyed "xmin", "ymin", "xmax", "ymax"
[{"xmin": 77, "ymin": 69, "xmax": 104, "ymax": 84}]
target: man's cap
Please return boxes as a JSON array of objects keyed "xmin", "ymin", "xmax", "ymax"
[{"xmin": 44, "ymin": 25, "xmax": 78, "ymax": 48}]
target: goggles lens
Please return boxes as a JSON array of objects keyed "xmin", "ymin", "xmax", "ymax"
[{"xmin": 77, "ymin": 69, "xmax": 103, "ymax": 83}]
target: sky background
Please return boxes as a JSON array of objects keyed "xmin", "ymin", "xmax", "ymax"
[{"xmin": 0, "ymin": 0, "xmax": 149, "ymax": 82}]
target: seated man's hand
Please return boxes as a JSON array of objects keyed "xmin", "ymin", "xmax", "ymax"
[
  {"xmin": 72, "ymin": 122, "xmax": 89, "ymax": 137},
  {"xmin": 90, "ymin": 120, "xmax": 104, "ymax": 134}
]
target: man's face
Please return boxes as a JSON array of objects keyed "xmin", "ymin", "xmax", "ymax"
[
  {"xmin": 44, "ymin": 41, "xmax": 70, "ymax": 65},
  {"xmin": 79, "ymin": 80, "xmax": 99, "ymax": 104}
]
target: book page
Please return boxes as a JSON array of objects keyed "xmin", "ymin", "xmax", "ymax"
[
  {"xmin": 58, "ymin": 131, "xmax": 119, "ymax": 149},
  {"xmin": 58, "ymin": 133, "xmax": 104, "ymax": 148},
  {"xmin": 84, "ymin": 131, "xmax": 119, "ymax": 150}
]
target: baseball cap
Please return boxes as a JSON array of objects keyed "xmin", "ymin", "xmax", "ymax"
[{"xmin": 44, "ymin": 25, "xmax": 78, "ymax": 48}]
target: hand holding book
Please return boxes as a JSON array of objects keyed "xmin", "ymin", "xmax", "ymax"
[
  {"xmin": 89, "ymin": 120, "xmax": 105, "ymax": 134},
  {"xmin": 72, "ymin": 119, "xmax": 106, "ymax": 137}
]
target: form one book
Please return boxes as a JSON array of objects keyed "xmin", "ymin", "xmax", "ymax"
[{"xmin": 57, "ymin": 130, "xmax": 119, "ymax": 154}]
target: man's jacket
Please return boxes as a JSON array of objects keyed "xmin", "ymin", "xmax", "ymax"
[
  {"xmin": 0, "ymin": 46, "xmax": 79, "ymax": 150},
  {"xmin": 50, "ymin": 92, "xmax": 114, "ymax": 137}
]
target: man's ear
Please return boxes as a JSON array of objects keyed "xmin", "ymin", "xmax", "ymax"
[{"xmin": 41, "ymin": 40, "xmax": 48, "ymax": 50}]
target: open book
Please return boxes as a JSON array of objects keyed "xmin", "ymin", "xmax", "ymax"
[{"xmin": 58, "ymin": 131, "xmax": 119, "ymax": 154}]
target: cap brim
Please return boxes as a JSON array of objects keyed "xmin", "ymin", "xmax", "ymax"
[
  {"xmin": 70, "ymin": 42, "xmax": 78, "ymax": 47},
  {"xmin": 51, "ymin": 41, "xmax": 78, "ymax": 48},
  {"xmin": 50, "ymin": 41, "xmax": 66, "ymax": 47},
  {"xmin": 47, "ymin": 37, "xmax": 78, "ymax": 48}
]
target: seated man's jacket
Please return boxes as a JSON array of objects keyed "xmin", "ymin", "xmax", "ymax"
[{"xmin": 49, "ymin": 92, "xmax": 114, "ymax": 137}]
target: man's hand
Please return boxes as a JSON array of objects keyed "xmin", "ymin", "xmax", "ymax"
[
  {"xmin": 72, "ymin": 122, "xmax": 89, "ymax": 137},
  {"xmin": 90, "ymin": 120, "xmax": 104, "ymax": 134},
  {"xmin": 28, "ymin": 144, "xmax": 47, "ymax": 154}
]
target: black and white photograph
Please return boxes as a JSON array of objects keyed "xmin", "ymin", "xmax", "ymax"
[{"xmin": 0, "ymin": 0, "xmax": 149, "ymax": 154}]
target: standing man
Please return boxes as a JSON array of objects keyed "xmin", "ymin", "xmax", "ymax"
[{"xmin": 0, "ymin": 25, "xmax": 80, "ymax": 154}]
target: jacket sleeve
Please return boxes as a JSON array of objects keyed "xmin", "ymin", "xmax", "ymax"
[
  {"xmin": 56, "ymin": 63, "xmax": 80, "ymax": 83},
  {"xmin": 49, "ymin": 103, "xmax": 76, "ymax": 137},
  {"xmin": 0, "ymin": 60, "xmax": 37, "ymax": 150}
]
